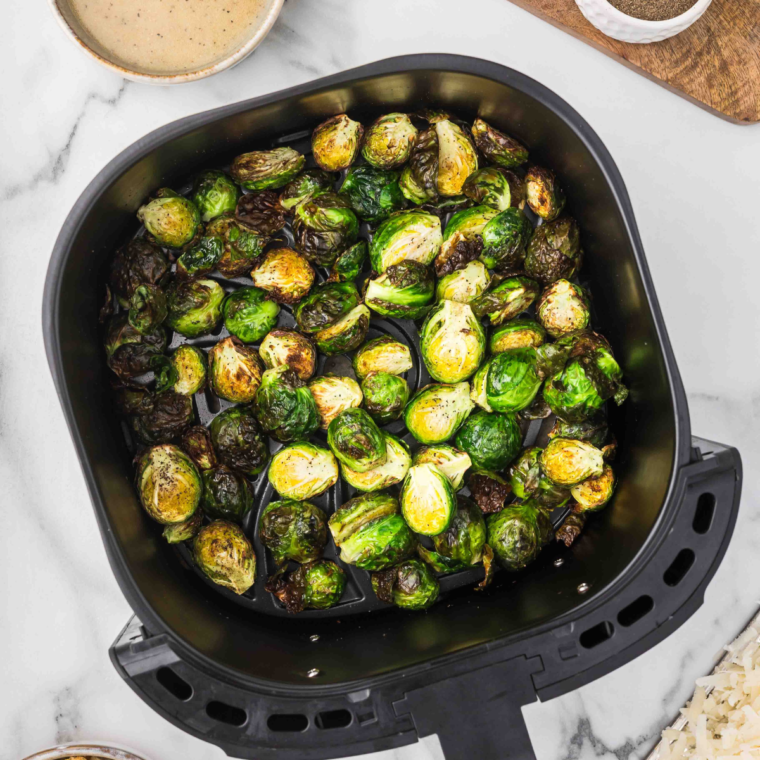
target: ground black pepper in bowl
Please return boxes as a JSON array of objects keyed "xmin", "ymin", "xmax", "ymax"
[{"xmin": 607, "ymin": 0, "xmax": 698, "ymax": 21}]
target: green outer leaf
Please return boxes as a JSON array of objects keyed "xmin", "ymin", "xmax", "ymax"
[
  {"xmin": 455, "ymin": 410, "xmax": 522, "ymax": 471},
  {"xmin": 223, "ymin": 287, "xmax": 280, "ymax": 343}
]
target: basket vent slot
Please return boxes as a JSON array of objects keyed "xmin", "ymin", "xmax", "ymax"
[
  {"xmin": 664, "ymin": 549, "xmax": 695, "ymax": 587},
  {"xmin": 579, "ymin": 621, "xmax": 614, "ymax": 649},
  {"xmin": 617, "ymin": 595, "xmax": 654, "ymax": 627},
  {"xmin": 155, "ymin": 667, "xmax": 193, "ymax": 701},
  {"xmin": 315, "ymin": 709, "xmax": 352, "ymax": 730},
  {"xmin": 206, "ymin": 700, "xmax": 247, "ymax": 726},
  {"xmin": 693, "ymin": 493, "xmax": 716, "ymax": 534},
  {"xmin": 268, "ymin": 713, "xmax": 309, "ymax": 732}
]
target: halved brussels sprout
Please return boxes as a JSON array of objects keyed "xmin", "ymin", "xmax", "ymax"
[
  {"xmin": 354, "ymin": 337, "xmax": 413, "ymax": 380},
  {"xmin": 487, "ymin": 502, "xmax": 548, "ymax": 571},
  {"xmin": 571, "ymin": 463, "xmax": 616, "ymax": 512},
  {"xmin": 401, "ymin": 462, "xmax": 457, "ymax": 536},
  {"xmin": 250, "ymin": 248, "xmax": 315, "ymax": 305},
  {"xmin": 399, "ymin": 127, "xmax": 439, "ymax": 205},
  {"xmin": 136, "ymin": 444, "xmax": 202, "ymax": 524},
  {"xmin": 202, "ymin": 465, "xmax": 253, "ymax": 522},
  {"xmin": 235, "ymin": 191, "xmax": 287, "ymax": 235},
  {"xmin": 339, "ymin": 166, "xmax": 407, "ymax": 222},
  {"xmin": 109, "ymin": 239, "xmax": 170, "ymax": 306},
  {"xmin": 267, "ymin": 559, "xmax": 346, "ymax": 613},
  {"xmin": 204, "ymin": 214, "xmax": 268, "ymax": 278},
  {"xmin": 167, "ymin": 346, "xmax": 206, "ymax": 395},
  {"xmin": 208, "ymin": 337, "xmax": 264, "ymax": 404},
  {"xmin": 259, "ymin": 329, "xmax": 317, "ymax": 381},
  {"xmin": 420, "ymin": 300, "xmax": 485, "ymax": 383},
  {"xmin": 313, "ymin": 304, "xmax": 370, "ymax": 356},
  {"xmin": 369, "ymin": 211, "xmax": 442, "ymax": 273},
  {"xmin": 329, "ymin": 491, "xmax": 398, "ymax": 544},
  {"xmin": 209, "ymin": 406, "xmax": 269, "ymax": 475},
  {"xmin": 293, "ymin": 192, "xmax": 360, "ymax": 267},
  {"xmin": 462, "ymin": 167, "xmax": 514, "ymax": 211},
  {"xmin": 268, "ymin": 442, "xmax": 339, "ymax": 500},
  {"xmin": 255, "ymin": 365, "xmax": 320, "ymax": 442},
  {"xmin": 548, "ymin": 414, "xmax": 609, "ymax": 449},
  {"xmin": 455, "ymin": 410, "xmax": 522, "ymax": 472},
  {"xmin": 279, "ymin": 169, "xmax": 337, "ymax": 211},
  {"xmin": 259, "ymin": 500, "xmax": 327, "ymax": 566},
  {"xmin": 341, "ymin": 433, "xmax": 411, "ymax": 492},
  {"xmin": 524, "ymin": 217, "xmax": 582, "ymax": 285},
  {"xmin": 540, "ymin": 438, "xmax": 604, "ymax": 486},
  {"xmin": 128, "ymin": 391, "xmax": 194, "ymax": 445},
  {"xmin": 181, "ymin": 425, "xmax": 217, "ymax": 471},
  {"xmin": 413, "ymin": 445, "xmax": 472, "ymax": 491},
  {"xmin": 469, "ymin": 469, "xmax": 512, "ymax": 514},
  {"xmin": 436, "ymin": 119, "xmax": 478, "ymax": 196},
  {"xmin": 312, "ymin": 114, "xmax": 364, "ymax": 171},
  {"xmin": 486, "ymin": 348, "xmax": 542, "ymax": 412},
  {"xmin": 329, "ymin": 240, "xmax": 368, "ymax": 283},
  {"xmin": 295, "ymin": 281, "xmax": 361, "ymax": 335},
  {"xmin": 309, "ymin": 375, "xmax": 363, "ymax": 429},
  {"xmin": 471, "ymin": 118, "xmax": 529, "ymax": 168},
  {"xmin": 405, "ymin": 382, "xmax": 474, "ymax": 444},
  {"xmin": 471, "ymin": 276, "xmax": 540, "ymax": 326},
  {"xmin": 470, "ymin": 358, "xmax": 493, "ymax": 412},
  {"xmin": 362, "ymin": 113, "xmax": 418, "ymax": 169},
  {"xmin": 191, "ymin": 170, "xmax": 240, "ymax": 222},
  {"xmin": 194, "ymin": 520, "xmax": 255, "ymax": 595},
  {"xmin": 128, "ymin": 284, "xmax": 167, "ymax": 335},
  {"xmin": 364, "ymin": 261, "xmax": 435, "ymax": 320},
  {"xmin": 525, "ymin": 165, "xmax": 565, "ymax": 221},
  {"xmin": 231, "ymin": 147, "xmax": 305, "ymax": 191},
  {"xmin": 163, "ymin": 509, "xmax": 203, "ymax": 544},
  {"xmin": 176, "ymin": 236, "xmax": 224, "ymax": 280},
  {"xmin": 105, "ymin": 313, "xmax": 167, "ymax": 379},
  {"xmin": 480, "ymin": 208, "xmax": 534, "ymax": 270},
  {"xmin": 166, "ymin": 279, "xmax": 225, "ymax": 338},
  {"xmin": 436, "ymin": 260, "xmax": 491, "ymax": 304},
  {"xmin": 361, "ymin": 371, "xmax": 409, "ymax": 424},
  {"xmin": 436, "ymin": 205, "xmax": 498, "ymax": 277},
  {"xmin": 536, "ymin": 280, "xmax": 590, "ymax": 338},
  {"xmin": 372, "ymin": 559, "xmax": 439, "ymax": 610},
  {"xmin": 137, "ymin": 190, "xmax": 201, "ymax": 248},
  {"xmin": 327, "ymin": 407, "xmax": 386, "ymax": 472},
  {"xmin": 509, "ymin": 447, "xmax": 571, "ymax": 509},
  {"xmin": 490, "ymin": 319, "xmax": 546, "ymax": 353},
  {"xmin": 223, "ymin": 287, "xmax": 280, "ymax": 343}
]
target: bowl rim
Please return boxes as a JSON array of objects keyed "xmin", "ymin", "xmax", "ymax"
[
  {"xmin": 590, "ymin": 0, "xmax": 712, "ymax": 28},
  {"xmin": 47, "ymin": 0, "xmax": 284, "ymax": 84},
  {"xmin": 21, "ymin": 742, "xmax": 150, "ymax": 760}
]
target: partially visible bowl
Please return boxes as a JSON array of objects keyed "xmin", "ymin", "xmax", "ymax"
[
  {"xmin": 48, "ymin": 0, "xmax": 284, "ymax": 84},
  {"xmin": 22, "ymin": 743, "xmax": 150, "ymax": 760}
]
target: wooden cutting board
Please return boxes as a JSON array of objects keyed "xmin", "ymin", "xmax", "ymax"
[{"xmin": 505, "ymin": 0, "xmax": 760, "ymax": 124}]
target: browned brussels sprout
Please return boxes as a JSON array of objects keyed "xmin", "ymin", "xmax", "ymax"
[
  {"xmin": 129, "ymin": 391, "xmax": 194, "ymax": 445},
  {"xmin": 193, "ymin": 520, "xmax": 256, "ymax": 595},
  {"xmin": 436, "ymin": 119, "xmax": 479, "ymax": 196},
  {"xmin": 176, "ymin": 236, "xmax": 224, "ymax": 280},
  {"xmin": 209, "ymin": 406, "xmax": 270, "ymax": 476},
  {"xmin": 231, "ymin": 147, "xmax": 305, "ymax": 191},
  {"xmin": 487, "ymin": 501, "xmax": 550, "ymax": 571},
  {"xmin": 509, "ymin": 447, "xmax": 571, "ymax": 509},
  {"xmin": 314, "ymin": 304, "xmax": 370, "ymax": 356},
  {"xmin": 339, "ymin": 166, "xmax": 407, "ymax": 222},
  {"xmin": 372, "ymin": 559, "xmax": 439, "ymax": 610},
  {"xmin": 259, "ymin": 329, "xmax": 317, "ymax": 381},
  {"xmin": 312, "ymin": 114, "xmax": 364, "ymax": 171},
  {"xmin": 399, "ymin": 126, "xmax": 440, "ymax": 204},
  {"xmin": 354, "ymin": 336, "xmax": 413, "ymax": 380},
  {"xmin": 548, "ymin": 414, "xmax": 609, "ymax": 449},
  {"xmin": 361, "ymin": 371, "xmax": 410, "ymax": 424},
  {"xmin": 279, "ymin": 169, "xmax": 337, "ymax": 212},
  {"xmin": 267, "ymin": 559, "xmax": 346, "ymax": 613},
  {"xmin": 109, "ymin": 238, "xmax": 170, "ymax": 307},
  {"xmin": 471, "ymin": 118, "xmax": 529, "ymax": 168},
  {"xmin": 104, "ymin": 313, "xmax": 167, "ymax": 379},
  {"xmin": 525, "ymin": 166, "xmax": 566, "ymax": 221},
  {"xmin": 555, "ymin": 512, "xmax": 586, "ymax": 547},
  {"xmin": 268, "ymin": 442, "xmax": 339, "ymax": 500},
  {"xmin": 462, "ymin": 167, "xmax": 514, "ymax": 211},
  {"xmin": 259, "ymin": 500, "xmax": 328, "ymax": 566},
  {"xmin": 163, "ymin": 509, "xmax": 204, "ymax": 544},
  {"xmin": 571, "ymin": 463, "xmax": 616, "ymax": 512},
  {"xmin": 234, "ymin": 190, "xmax": 287, "ymax": 235},
  {"xmin": 364, "ymin": 260, "xmax": 436, "ymax": 319},
  {"xmin": 205, "ymin": 213, "xmax": 268, "ymax": 278},
  {"xmin": 328, "ymin": 407, "xmax": 386, "ymax": 472},
  {"xmin": 137, "ymin": 190, "xmax": 201, "ymax": 249},
  {"xmin": 202, "ymin": 465, "xmax": 253, "ymax": 522},
  {"xmin": 468, "ymin": 469, "xmax": 512, "ymax": 515},
  {"xmin": 207, "ymin": 337, "xmax": 264, "ymax": 403},
  {"xmin": 294, "ymin": 281, "xmax": 361, "ymax": 334},
  {"xmin": 293, "ymin": 192, "xmax": 359, "ymax": 267},
  {"xmin": 309, "ymin": 375, "xmax": 363, "ymax": 429},
  {"xmin": 536, "ymin": 280, "xmax": 590, "ymax": 338},
  {"xmin": 436, "ymin": 206, "xmax": 498, "ymax": 277},
  {"xmin": 167, "ymin": 345, "xmax": 207, "ymax": 395},
  {"xmin": 166, "ymin": 278, "xmax": 225, "ymax": 338},
  {"xmin": 480, "ymin": 208, "xmax": 533, "ymax": 270},
  {"xmin": 540, "ymin": 438, "xmax": 604, "ymax": 487},
  {"xmin": 490, "ymin": 319, "xmax": 546, "ymax": 353},
  {"xmin": 362, "ymin": 113, "xmax": 418, "ymax": 169},
  {"xmin": 329, "ymin": 240, "xmax": 368, "ymax": 283},
  {"xmin": 250, "ymin": 247, "xmax": 315, "ymax": 305},
  {"xmin": 191, "ymin": 170, "xmax": 240, "ymax": 222},
  {"xmin": 471, "ymin": 276, "xmax": 540, "ymax": 325},
  {"xmin": 181, "ymin": 425, "xmax": 217, "ymax": 471},
  {"xmin": 255, "ymin": 365, "xmax": 320, "ymax": 442}
]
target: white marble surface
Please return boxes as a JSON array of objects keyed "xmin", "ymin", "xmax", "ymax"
[{"xmin": 2, "ymin": 0, "xmax": 760, "ymax": 758}]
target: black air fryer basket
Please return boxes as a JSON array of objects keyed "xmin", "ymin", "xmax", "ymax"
[{"xmin": 43, "ymin": 56, "xmax": 742, "ymax": 760}]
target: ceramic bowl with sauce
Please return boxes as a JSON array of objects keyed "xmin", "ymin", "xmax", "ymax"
[
  {"xmin": 49, "ymin": 0, "xmax": 284, "ymax": 83},
  {"xmin": 22, "ymin": 743, "xmax": 151, "ymax": 760}
]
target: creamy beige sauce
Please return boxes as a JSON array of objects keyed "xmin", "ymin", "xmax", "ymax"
[{"xmin": 69, "ymin": 0, "xmax": 270, "ymax": 74}]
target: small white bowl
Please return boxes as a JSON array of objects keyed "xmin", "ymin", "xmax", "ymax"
[
  {"xmin": 48, "ymin": 0, "xmax": 284, "ymax": 84},
  {"xmin": 574, "ymin": 0, "xmax": 712, "ymax": 43}
]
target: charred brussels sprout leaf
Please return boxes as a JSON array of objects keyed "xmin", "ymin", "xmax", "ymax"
[
  {"xmin": 536, "ymin": 280, "xmax": 590, "ymax": 338},
  {"xmin": 354, "ymin": 337, "xmax": 413, "ymax": 380},
  {"xmin": 293, "ymin": 192, "xmax": 359, "ymax": 267},
  {"xmin": 181, "ymin": 425, "xmax": 217, "ymax": 471},
  {"xmin": 163, "ymin": 509, "xmax": 203, "ymax": 544},
  {"xmin": 205, "ymin": 214, "xmax": 268, "ymax": 278},
  {"xmin": 369, "ymin": 210, "xmax": 442, "ymax": 273},
  {"xmin": 509, "ymin": 447, "xmax": 570, "ymax": 509},
  {"xmin": 268, "ymin": 442, "xmax": 339, "ymax": 500},
  {"xmin": 525, "ymin": 165, "xmax": 565, "ymax": 221},
  {"xmin": 413, "ymin": 445, "xmax": 472, "ymax": 491},
  {"xmin": 329, "ymin": 240, "xmax": 367, "ymax": 283},
  {"xmin": 109, "ymin": 239, "xmax": 170, "ymax": 307},
  {"xmin": 399, "ymin": 127, "xmax": 439, "ymax": 205},
  {"xmin": 365, "ymin": 260, "xmax": 435, "ymax": 320},
  {"xmin": 372, "ymin": 559, "xmax": 439, "ymax": 610},
  {"xmin": 166, "ymin": 278, "xmax": 225, "ymax": 338},
  {"xmin": 234, "ymin": 190, "xmax": 287, "ymax": 235},
  {"xmin": 362, "ymin": 113, "xmax": 418, "ymax": 169},
  {"xmin": 231, "ymin": 147, "xmax": 305, "ymax": 191},
  {"xmin": 548, "ymin": 414, "xmax": 609, "ymax": 449},
  {"xmin": 401, "ymin": 462, "xmax": 457, "ymax": 536},
  {"xmin": 540, "ymin": 437, "xmax": 604, "ymax": 486},
  {"xmin": 250, "ymin": 247, "xmax": 315, "ymax": 305},
  {"xmin": 471, "ymin": 276, "xmax": 540, "ymax": 325},
  {"xmin": 341, "ymin": 433, "xmax": 411, "ymax": 492},
  {"xmin": 312, "ymin": 114, "xmax": 364, "ymax": 171},
  {"xmin": 486, "ymin": 348, "xmax": 543, "ymax": 412},
  {"xmin": 487, "ymin": 502, "xmax": 548, "ymax": 571},
  {"xmin": 259, "ymin": 329, "xmax": 317, "ymax": 381},
  {"xmin": 209, "ymin": 406, "xmax": 269, "ymax": 475},
  {"xmin": 455, "ymin": 410, "xmax": 522, "ymax": 471},
  {"xmin": 405, "ymin": 382, "xmax": 474, "ymax": 444},
  {"xmin": 259, "ymin": 500, "xmax": 328, "ymax": 566},
  {"xmin": 105, "ymin": 313, "xmax": 167, "ymax": 379},
  {"xmin": 309, "ymin": 375, "xmax": 363, "ymax": 429},
  {"xmin": 223, "ymin": 287, "xmax": 280, "ymax": 343},
  {"xmin": 294, "ymin": 281, "xmax": 361, "ymax": 334},
  {"xmin": 279, "ymin": 169, "xmax": 337, "ymax": 212},
  {"xmin": 556, "ymin": 512, "xmax": 586, "ymax": 547},
  {"xmin": 436, "ymin": 205, "xmax": 498, "ymax": 277},
  {"xmin": 267, "ymin": 560, "xmax": 347, "ymax": 613},
  {"xmin": 463, "ymin": 167, "xmax": 514, "ymax": 211},
  {"xmin": 136, "ymin": 444, "xmax": 202, "ymax": 524},
  {"xmin": 168, "ymin": 345, "xmax": 207, "ymax": 395},
  {"xmin": 339, "ymin": 166, "xmax": 407, "ymax": 222},
  {"xmin": 525, "ymin": 216, "xmax": 582, "ymax": 285},
  {"xmin": 255, "ymin": 365, "xmax": 320, "ymax": 442},
  {"xmin": 313, "ymin": 304, "xmax": 370, "ymax": 356},
  {"xmin": 176, "ymin": 236, "xmax": 224, "ymax": 280},
  {"xmin": 208, "ymin": 337, "xmax": 264, "ymax": 404},
  {"xmin": 194, "ymin": 520, "xmax": 255, "ymax": 595},
  {"xmin": 435, "ymin": 119, "xmax": 478, "ymax": 196},
  {"xmin": 490, "ymin": 319, "xmax": 546, "ymax": 353},
  {"xmin": 328, "ymin": 407, "xmax": 386, "ymax": 472},
  {"xmin": 137, "ymin": 190, "xmax": 201, "ymax": 248},
  {"xmin": 361, "ymin": 371, "xmax": 409, "ymax": 424},
  {"xmin": 480, "ymin": 208, "xmax": 533, "ymax": 270},
  {"xmin": 471, "ymin": 118, "xmax": 529, "ymax": 168},
  {"xmin": 191, "ymin": 170, "xmax": 240, "ymax": 222},
  {"xmin": 202, "ymin": 465, "xmax": 253, "ymax": 522},
  {"xmin": 127, "ymin": 284, "xmax": 167, "ymax": 335},
  {"xmin": 571, "ymin": 463, "xmax": 616, "ymax": 512},
  {"xmin": 436, "ymin": 260, "xmax": 491, "ymax": 303},
  {"xmin": 129, "ymin": 391, "xmax": 194, "ymax": 444},
  {"xmin": 469, "ymin": 469, "xmax": 512, "ymax": 515}
]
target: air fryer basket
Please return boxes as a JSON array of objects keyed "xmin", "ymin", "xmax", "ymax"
[{"xmin": 43, "ymin": 56, "xmax": 742, "ymax": 760}]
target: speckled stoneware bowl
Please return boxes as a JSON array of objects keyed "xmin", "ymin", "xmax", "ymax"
[
  {"xmin": 22, "ymin": 743, "xmax": 150, "ymax": 760},
  {"xmin": 48, "ymin": 0, "xmax": 284, "ymax": 84},
  {"xmin": 574, "ymin": 0, "xmax": 712, "ymax": 42}
]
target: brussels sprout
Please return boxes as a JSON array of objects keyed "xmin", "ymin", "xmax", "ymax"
[
  {"xmin": 401, "ymin": 462, "xmax": 457, "ymax": 536},
  {"xmin": 203, "ymin": 214, "xmax": 267, "ymax": 278},
  {"xmin": 509, "ymin": 447, "xmax": 571, "ymax": 509},
  {"xmin": 480, "ymin": 208, "xmax": 534, "ymax": 270},
  {"xmin": 163, "ymin": 509, "xmax": 203, "ymax": 544},
  {"xmin": 208, "ymin": 337, "xmax": 264, "ymax": 404},
  {"xmin": 405, "ymin": 382, "xmax": 474, "ymax": 444},
  {"xmin": 249, "ymin": 247, "xmax": 315, "ymax": 305},
  {"xmin": 259, "ymin": 329, "xmax": 317, "ymax": 381},
  {"xmin": 487, "ymin": 502, "xmax": 548, "ymax": 571},
  {"xmin": 127, "ymin": 284, "xmax": 167, "ymax": 335},
  {"xmin": 222, "ymin": 287, "xmax": 280, "ymax": 343},
  {"xmin": 267, "ymin": 559, "xmax": 347, "ymax": 613},
  {"xmin": 339, "ymin": 166, "xmax": 407, "ymax": 222},
  {"xmin": 136, "ymin": 444, "xmax": 202, "ymax": 524},
  {"xmin": 231, "ymin": 147, "xmax": 305, "ymax": 191},
  {"xmin": 129, "ymin": 391, "xmax": 194, "ymax": 444},
  {"xmin": 166, "ymin": 279, "xmax": 225, "ymax": 338},
  {"xmin": 524, "ymin": 217, "xmax": 582, "ymax": 285},
  {"xmin": 137, "ymin": 190, "xmax": 201, "ymax": 248},
  {"xmin": 162, "ymin": 345, "xmax": 205, "ymax": 396},
  {"xmin": 181, "ymin": 425, "xmax": 217, "ymax": 471},
  {"xmin": 362, "ymin": 113, "xmax": 418, "ymax": 169},
  {"xmin": 279, "ymin": 169, "xmax": 337, "ymax": 211},
  {"xmin": 436, "ymin": 260, "xmax": 490, "ymax": 305},
  {"xmin": 365, "ymin": 260, "xmax": 435, "ymax": 319},
  {"xmin": 329, "ymin": 241, "xmax": 368, "ymax": 283},
  {"xmin": 469, "ymin": 358, "xmax": 493, "ymax": 411},
  {"xmin": 308, "ymin": 375, "xmax": 363, "ymax": 429},
  {"xmin": 105, "ymin": 313, "xmax": 167, "ymax": 379},
  {"xmin": 436, "ymin": 119, "xmax": 478, "ymax": 196},
  {"xmin": 235, "ymin": 191, "xmax": 287, "ymax": 235},
  {"xmin": 312, "ymin": 114, "xmax": 364, "ymax": 171},
  {"xmin": 436, "ymin": 205, "xmax": 498, "ymax": 277},
  {"xmin": 255, "ymin": 365, "xmax": 320, "ymax": 442},
  {"xmin": 328, "ymin": 407, "xmax": 386, "ymax": 472},
  {"xmin": 109, "ymin": 239, "xmax": 170, "ymax": 307},
  {"xmin": 542, "ymin": 359, "xmax": 604, "ymax": 422},
  {"xmin": 354, "ymin": 337, "xmax": 413, "ymax": 380},
  {"xmin": 469, "ymin": 469, "xmax": 512, "ymax": 514},
  {"xmin": 191, "ymin": 170, "xmax": 240, "ymax": 222},
  {"xmin": 420, "ymin": 300, "xmax": 485, "ymax": 383},
  {"xmin": 471, "ymin": 118, "xmax": 529, "ymax": 168},
  {"xmin": 548, "ymin": 414, "xmax": 609, "ymax": 449},
  {"xmin": 294, "ymin": 281, "xmax": 361, "ymax": 334},
  {"xmin": 471, "ymin": 276, "xmax": 540, "ymax": 326},
  {"xmin": 259, "ymin": 500, "xmax": 327, "ymax": 565},
  {"xmin": 193, "ymin": 520, "xmax": 255, "ymax": 595},
  {"xmin": 525, "ymin": 166, "xmax": 565, "ymax": 221},
  {"xmin": 202, "ymin": 465, "xmax": 253, "ymax": 522},
  {"xmin": 462, "ymin": 167, "xmax": 515, "ymax": 211},
  {"xmin": 268, "ymin": 442, "xmax": 339, "ymax": 500},
  {"xmin": 341, "ymin": 433, "xmax": 411, "ymax": 492},
  {"xmin": 209, "ymin": 406, "xmax": 269, "ymax": 475},
  {"xmin": 490, "ymin": 319, "xmax": 546, "ymax": 353},
  {"xmin": 486, "ymin": 348, "xmax": 542, "ymax": 412},
  {"xmin": 540, "ymin": 438, "xmax": 604, "ymax": 486},
  {"xmin": 361, "ymin": 371, "xmax": 409, "ymax": 424},
  {"xmin": 455, "ymin": 410, "xmax": 522, "ymax": 472},
  {"xmin": 314, "ymin": 304, "xmax": 370, "ymax": 356},
  {"xmin": 556, "ymin": 512, "xmax": 586, "ymax": 547},
  {"xmin": 293, "ymin": 192, "xmax": 359, "ymax": 267},
  {"xmin": 369, "ymin": 210, "xmax": 442, "ymax": 273},
  {"xmin": 399, "ymin": 127, "xmax": 439, "ymax": 205},
  {"xmin": 372, "ymin": 559, "xmax": 440, "ymax": 610},
  {"xmin": 176, "ymin": 236, "xmax": 224, "ymax": 281},
  {"xmin": 536, "ymin": 280, "xmax": 590, "ymax": 338},
  {"xmin": 330, "ymin": 492, "xmax": 416, "ymax": 571},
  {"xmin": 571, "ymin": 464, "xmax": 616, "ymax": 512},
  {"xmin": 413, "ymin": 445, "xmax": 471, "ymax": 491}
]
